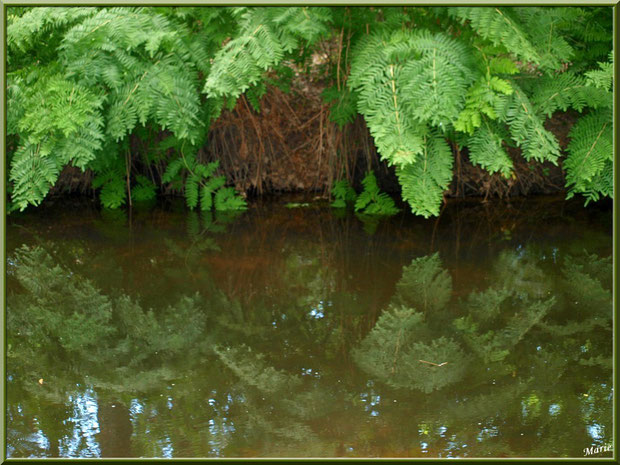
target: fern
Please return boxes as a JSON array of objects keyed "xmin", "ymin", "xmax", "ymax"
[
  {"xmin": 322, "ymin": 87, "xmax": 358, "ymax": 128},
  {"xmin": 7, "ymin": 6, "xmax": 613, "ymax": 214},
  {"xmin": 8, "ymin": 142, "xmax": 62, "ymax": 211},
  {"xmin": 564, "ymin": 108, "xmax": 613, "ymax": 203},
  {"xmin": 585, "ymin": 52, "xmax": 613, "ymax": 90},
  {"xmin": 91, "ymin": 151, "xmax": 127, "ymax": 208},
  {"xmin": 467, "ymin": 122, "xmax": 513, "ymax": 177},
  {"xmin": 354, "ymin": 171, "xmax": 399, "ymax": 216},
  {"xmin": 349, "ymin": 31, "xmax": 427, "ymax": 168},
  {"xmin": 531, "ymin": 72, "xmax": 610, "ymax": 118},
  {"xmin": 449, "ymin": 7, "xmax": 542, "ymax": 68},
  {"xmin": 505, "ymin": 83, "xmax": 561, "ymax": 164},
  {"xmin": 215, "ymin": 187, "xmax": 248, "ymax": 211},
  {"xmin": 205, "ymin": 7, "xmax": 331, "ymax": 101},
  {"xmin": 162, "ymin": 156, "xmax": 247, "ymax": 211},
  {"xmin": 454, "ymin": 76, "xmax": 513, "ymax": 135},
  {"xmin": 396, "ymin": 131, "xmax": 453, "ymax": 218},
  {"xmin": 330, "ymin": 179, "xmax": 357, "ymax": 208},
  {"xmin": 401, "ymin": 31, "xmax": 475, "ymax": 127},
  {"xmin": 131, "ymin": 175, "xmax": 157, "ymax": 202}
]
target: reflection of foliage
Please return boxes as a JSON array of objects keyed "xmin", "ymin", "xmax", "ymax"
[
  {"xmin": 354, "ymin": 248, "xmax": 611, "ymax": 397},
  {"xmin": 214, "ymin": 345, "xmax": 301, "ymax": 394},
  {"xmin": 393, "ymin": 253, "xmax": 452, "ymax": 312},
  {"xmin": 6, "ymin": 232, "xmax": 613, "ymax": 458},
  {"xmin": 7, "ymin": 246, "xmax": 214, "ymax": 396},
  {"xmin": 353, "ymin": 306, "xmax": 468, "ymax": 393}
]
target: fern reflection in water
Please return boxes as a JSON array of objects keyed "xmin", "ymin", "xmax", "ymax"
[{"xmin": 6, "ymin": 203, "xmax": 612, "ymax": 458}]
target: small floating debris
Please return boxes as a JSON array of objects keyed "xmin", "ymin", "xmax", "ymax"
[{"xmin": 419, "ymin": 360, "xmax": 448, "ymax": 367}]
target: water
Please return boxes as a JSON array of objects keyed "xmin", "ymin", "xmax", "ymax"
[{"xmin": 6, "ymin": 196, "xmax": 613, "ymax": 458}]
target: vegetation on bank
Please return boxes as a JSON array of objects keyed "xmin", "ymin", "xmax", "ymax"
[{"xmin": 6, "ymin": 6, "xmax": 613, "ymax": 216}]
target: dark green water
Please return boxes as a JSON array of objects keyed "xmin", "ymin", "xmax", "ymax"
[{"xmin": 6, "ymin": 196, "xmax": 613, "ymax": 458}]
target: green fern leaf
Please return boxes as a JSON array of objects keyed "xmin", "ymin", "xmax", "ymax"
[
  {"xmin": 185, "ymin": 174, "xmax": 200, "ymax": 209},
  {"xmin": 331, "ymin": 179, "xmax": 357, "ymax": 208},
  {"xmin": 161, "ymin": 158, "xmax": 184, "ymax": 184},
  {"xmin": 467, "ymin": 122, "xmax": 513, "ymax": 177},
  {"xmin": 505, "ymin": 83, "xmax": 561, "ymax": 163},
  {"xmin": 131, "ymin": 175, "xmax": 156, "ymax": 202},
  {"xmin": 532, "ymin": 72, "xmax": 611, "ymax": 118},
  {"xmin": 397, "ymin": 132, "xmax": 453, "ymax": 218},
  {"xmin": 214, "ymin": 187, "xmax": 248, "ymax": 211},
  {"xmin": 565, "ymin": 108, "xmax": 613, "ymax": 203}
]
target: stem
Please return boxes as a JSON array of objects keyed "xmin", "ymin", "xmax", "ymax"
[{"xmin": 125, "ymin": 148, "xmax": 132, "ymax": 208}]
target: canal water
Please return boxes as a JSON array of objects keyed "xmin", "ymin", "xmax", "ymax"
[{"xmin": 6, "ymin": 196, "xmax": 613, "ymax": 458}]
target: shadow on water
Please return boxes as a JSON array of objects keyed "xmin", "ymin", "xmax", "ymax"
[{"xmin": 6, "ymin": 196, "xmax": 613, "ymax": 458}]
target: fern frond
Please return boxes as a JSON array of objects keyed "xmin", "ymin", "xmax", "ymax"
[
  {"xmin": 449, "ymin": 7, "xmax": 541, "ymax": 66},
  {"xmin": 271, "ymin": 7, "xmax": 332, "ymax": 44},
  {"xmin": 161, "ymin": 157, "xmax": 184, "ymax": 184},
  {"xmin": 454, "ymin": 76, "xmax": 512, "ymax": 135},
  {"xmin": 322, "ymin": 87, "xmax": 358, "ymax": 128},
  {"xmin": 505, "ymin": 83, "xmax": 561, "ymax": 163},
  {"xmin": 396, "ymin": 132, "xmax": 453, "ymax": 218},
  {"xmin": 8, "ymin": 7, "xmax": 96, "ymax": 55},
  {"xmin": 9, "ymin": 142, "xmax": 61, "ymax": 210},
  {"xmin": 91, "ymin": 150, "xmax": 127, "ymax": 208},
  {"xmin": 214, "ymin": 187, "xmax": 248, "ymax": 211},
  {"xmin": 467, "ymin": 122, "xmax": 513, "ymax": 177},
  {"xmin": 354, "ymin": 172, "xmax": 399, "ymax": 216},
  {"xmin": 585, "ymin": 51, "xmax": 613, "ymax": 90},
  {"xmin": 205, "ymin": 7, "xmax": 330, "ymax": 101},
  {"xmin": 401, "ymin": 31, "xmax": 475, "ymax": 127},
  {"xmin": 184, "ymin": 174, "xmax": 200, "ymax": 209},
  {"xmin": 349, "ymin": 32, "xmax": 427, "ymax": 167},
  {"xmin": 565, "ymin": 108, "xmax": 613, "ymax": 203},
  {"xmin": 532, "ymin": 72, "xmax": 611, "ymax": 118},
  {"xmin": 131, "ymin": 175, "xmax": 156, "ymax": 202},
  {"xmin": 331, "ymin": 179, "xmax": 356, "ymax": 208}
]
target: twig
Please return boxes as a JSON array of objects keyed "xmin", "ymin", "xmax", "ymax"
[{"xmin": 419, "ymin": 359, "xmax": 448, "ymax": 367}]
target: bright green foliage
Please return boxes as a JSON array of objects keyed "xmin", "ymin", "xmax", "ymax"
[
  {"xmin": 354, "ymin": 172, "xmax": 399, "ymax": 216},
  {"xmin": 395, "ymin": 132, "xmax": 453, "ymax": 218},
  {"xmin": 532, "ymin": 72, "xmax": 610, "ymax": 118},
  {"xmin": 348, "ymin": 31, "xmax": 427, "ymax": 169},
  {"xmin": 7, "ymin": 6, "xmax": 232, "ymax": 211},
  {"xmin": 467, "ymin": 122, "xmax": 513, "ymax": 178},
  {"xmin": 585, "ymin": 52, "xmax": 614, "ymax": 90},
  {"xmin": 565, "ymin": 108, "xmax": 613, "ymax": 204},
  {"xmin": 448, "ymin": 7, "xmax": 543, "ymax": 68},
  {"xmin": 505, "ymin": 84, "xmax": 561, "ymax": 164},
  {"xmin": 7, "ymin": 6, "xmax": 613, "ymax": 215},
  {"xmin": 562, "ymin": 52, "xmax": 613, "ymax": 204},
  {"xmin": 330, "ymin": 179, "xmax": 357, "ymax": 208},
  {"xmin": 162, "ymin": 157, "xmax": 247, "ymax": 211},
  {"xmin": 204, "ymin": 7, "xmax": 331, "ymax": 101}
]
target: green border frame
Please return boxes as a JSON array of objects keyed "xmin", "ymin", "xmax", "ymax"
[{"xmin": 1, "ymin": 1, "xmax": 617, "ymax": 462}]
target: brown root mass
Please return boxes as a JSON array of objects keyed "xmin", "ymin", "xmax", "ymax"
[{"xmin": 49, "ymin": 82, "xmax": 577, "ymax": 202}]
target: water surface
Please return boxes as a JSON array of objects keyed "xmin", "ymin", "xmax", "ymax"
[{"xmin": 6, "ymin": 196, "xmax": 613, "ymax": 458}]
